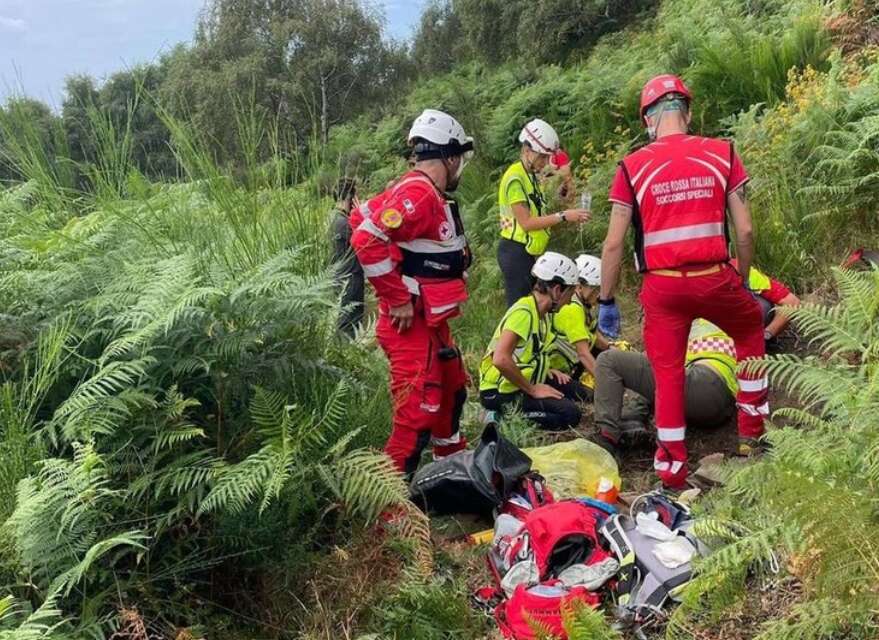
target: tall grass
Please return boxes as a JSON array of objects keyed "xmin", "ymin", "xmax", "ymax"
[{"xmin": 0, "ymin": 84, "xmax": 409, "ymax": 638}]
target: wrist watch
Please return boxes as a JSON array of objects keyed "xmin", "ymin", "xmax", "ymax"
[
  {"xmin": 557, "ymin": 211, "xmax": 566, "ymax": 222},
  {"xmin": 763, "ymin": 329, "xmax": 773, "ymax": 340}
]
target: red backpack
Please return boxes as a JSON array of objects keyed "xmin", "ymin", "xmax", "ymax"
[
  {"xmin": 496, "ymin": 583, "xmax": 601, "ymax": 640},
  {"xmin": 498, "ymin": 472, "xmax": 554, "ymax": 521},
  {"xmin": 486, "ymin": 501, "xmax": 615, "ymax": 640}
]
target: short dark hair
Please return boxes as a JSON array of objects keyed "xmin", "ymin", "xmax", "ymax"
[
  {"xmin": 334, "ymin": 178, "xmax": 357, "ymax": 202},
  {"xmin": 533, "ymin": 278, "xmax": 570, "ymax": 293}
]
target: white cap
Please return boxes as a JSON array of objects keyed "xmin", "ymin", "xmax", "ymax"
[
  {"xmin": 531, "ymin": 252, "xmax": 578, "ymax": 286},
  {"xmin": 518, "ymin": 118, "xmax": 560, "ymax": 155}
]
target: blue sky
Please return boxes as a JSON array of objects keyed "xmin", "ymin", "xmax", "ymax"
[{"xmin": 0, "ymin": 0, "xmax": 426, "ymax": 106}]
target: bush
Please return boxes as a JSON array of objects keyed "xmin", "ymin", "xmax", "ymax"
[{"xmin": 670, "ymin": 267, "xmax": 879, "ymax": 639}]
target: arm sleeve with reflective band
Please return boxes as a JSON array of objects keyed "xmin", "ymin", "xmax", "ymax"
[
  {"xmin": 350, "ymin": 182, "xmax": 437, "ymax": 308},
  {"xmin": 503, "ymin": 308, "xmax": 534, "ymax": 341},
  {"xmin": 608, "ymin": 164, "xmax": 634, "ymax": 207},
  {"xmin": 727, "ymin": 148, "xmax": 750, "ymax": 194},
  {"xmin": 555, "ymin": 302, "xmax": 592, "ymax": 345},
  {"xmin": 505, "ymin": 177, "xmax": 529, "ymax": 206}
]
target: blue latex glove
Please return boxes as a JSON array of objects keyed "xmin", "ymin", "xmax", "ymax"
[{"xmin": 598, "ymin": 299, "xmax": 621, "ymax": 338}]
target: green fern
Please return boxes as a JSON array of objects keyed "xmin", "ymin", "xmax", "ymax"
[
  {"xmin": 673, "ymin": 266, "xmax": 879, "ymax": 635},
  {"xmin": 563, "ymin": 601, "xmax": 622, "ymax": 640}
]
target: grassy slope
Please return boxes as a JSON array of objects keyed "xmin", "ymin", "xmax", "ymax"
[{"xmin": 0, "ymin": 0, "xmax": 878, "ymax": 638}]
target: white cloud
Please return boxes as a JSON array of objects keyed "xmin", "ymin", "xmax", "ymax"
[{"xmin": 0, "ymin": 16, "xmax": 26, "ymax": 32}]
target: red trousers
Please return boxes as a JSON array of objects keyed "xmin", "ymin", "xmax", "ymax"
[
  {"xmin": 376, "ymin": 310, "xmax": 468, "ymax": 474},
  {"xmin": 640, "ymin": 264, "xmax": 768, "ymax": 488}
]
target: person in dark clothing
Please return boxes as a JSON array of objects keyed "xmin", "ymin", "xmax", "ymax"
[{"xmin": 329, "ymin": 178, "xmax": 364, "ymax": 336}]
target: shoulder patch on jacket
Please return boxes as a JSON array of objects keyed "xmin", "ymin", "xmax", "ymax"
[{"xmin": 381, "ymin": 208, "xmax": 402, "ymax": 229}]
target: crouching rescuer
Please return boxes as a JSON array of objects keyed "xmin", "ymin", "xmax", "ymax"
[
  {"xmin": 549, "ymin": 253, "xmax": 613, "ymax": 395},
  {"xmin": 350, "ymin": 109, "xmax": 474, "ymax": 475},
  {"xmin": 479, "ymin": 252, "xmax": 589, "ymax": 430}
]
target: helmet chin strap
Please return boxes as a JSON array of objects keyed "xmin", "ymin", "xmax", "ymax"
[{"xmin": 445, "ymin": 157, "xmax": 463, "ymax": 191}]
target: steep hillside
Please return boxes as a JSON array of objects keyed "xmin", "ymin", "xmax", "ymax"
[{"xmin": 0, "ymin": 1, "xmax": 877, "ymax": 639}]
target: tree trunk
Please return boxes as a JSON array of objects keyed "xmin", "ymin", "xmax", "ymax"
[{"xmin": 320, "ymin": 74, "xmax": 328, "ymax": 145}]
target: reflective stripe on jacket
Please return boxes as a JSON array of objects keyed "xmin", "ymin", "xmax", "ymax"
[
  {"xmin": 620, "ymin": 135, "xmax": 736, "ymax": 272},
  {"xmin": 498, "ymin": 161, "xmax": 550, "ymax": 256}
]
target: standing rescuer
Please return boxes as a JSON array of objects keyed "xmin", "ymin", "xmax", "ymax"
[
  {"xmin": 350, "ymin": 109, "xmax": 474, "ymax": 475},
  {"xmin": 329, "ymin": 177, "xmax": 364, "ymax": 337},
  {"xmin": 498, "ymin": 119, "xmax": 591, "ymax": 308},
  {"xmin": 598, "ymin": 74, "xmax": 769, "ymax": 489}
]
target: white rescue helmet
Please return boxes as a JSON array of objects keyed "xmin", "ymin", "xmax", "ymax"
[
  {"xmin": 408, "ymin": 109, "xmax": 474, "ymax": 152},
  {"xmin": 532, "ymin": 251, "xmax": 578, "ymax": 287},
  {"xmin": 575, "ymin": 254, "xmax": 602, "ymax": 287},
  {"xmin": 518, "ymin": 118, "xmax": 560, "ymax": 155}
]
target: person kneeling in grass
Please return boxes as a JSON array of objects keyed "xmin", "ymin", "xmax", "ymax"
[
  {"xmin": 549, "ymin": 253, "xmax": 614, "ymax": 401},
  {"xmin": 593, "ymin": 319, "xmax": 744, "ymax": 459},
  {"xmin": 479, "ymin": 252, "xmax": 590, "ymax": 430}
]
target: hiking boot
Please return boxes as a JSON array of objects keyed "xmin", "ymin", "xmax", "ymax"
[
  {"xmin": 618, "ymin": 418, "xmax": 650, "ymax": 446},
  {"xmin": 592, "ymin": 431, "xmax": 621, "ymax": 460}
]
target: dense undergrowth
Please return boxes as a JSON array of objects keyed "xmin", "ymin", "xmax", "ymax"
[{"xmin": 0, "ymin": 0, "xmax": 878, "ymax": 638}]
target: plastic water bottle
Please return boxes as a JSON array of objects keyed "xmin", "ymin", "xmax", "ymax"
[{"xmin": 580, "ymin": 191, "xmax": 592, "ymax": 211}]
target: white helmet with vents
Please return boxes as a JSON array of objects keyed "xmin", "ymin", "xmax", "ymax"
[
  {"xmin": 518, "ymin": 118, "xmax": 560, "ymax": 155},
  {"xmin": 575, "ymin": 254, "xmax": 602, "ymax": 286},
  {"xmin": 408, "ymin": 109, "xmax": 473, "ymax": 151},
  {"xmin": 531, "ymin": 251, "xmax": 578, "ymax": 286}
]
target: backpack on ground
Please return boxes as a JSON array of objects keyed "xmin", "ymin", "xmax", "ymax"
[
  {"xmin": 485, "ymin": 500, "xmax": 620, "ymax": 640},
  {"xmin": 498, "ymin": 472, "xmax": 554, "ymax": 520},
  {"xmin": 409, "ymin": 423, "xmax": 531, "ymax": 515},
  {"xmin": 495, "ymin": 583, "xmax": 601, "ymax": 640},
  {"xmin": 599, "ymin": 492, "xmax": 707, "ymax": 626}
]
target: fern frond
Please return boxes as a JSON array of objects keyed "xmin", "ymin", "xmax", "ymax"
[
  {"xmin": 562, "ymin": 600, "xmax": 621, "ymax": 640},
  {"xmin": 54, "ymin": 531, "xmax": 148, "ymax": 597},
  {"xmin": 325, "ymin": 449, "xmax": 408, "ymax": 523}
]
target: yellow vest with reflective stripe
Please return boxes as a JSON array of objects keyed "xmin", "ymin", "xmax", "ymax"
[
  {"xmin": 685, "ymin": 319, "xmax": 738, "ymax": 395},
  {"xmin": 549, "ymin": 296, "xmax": 598, "ymax": 372},
  {"xmin": 498, "ymin": 161, "xmax": 550, "ymax": 256},
  {"xmin": 479, "ymin": 295, "xmax": 553, "ymax": 393}
]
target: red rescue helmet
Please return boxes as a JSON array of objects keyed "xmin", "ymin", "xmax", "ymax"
[{"xmin": 640, "ymin": 74, "xmax": 692, "ymax": 120}]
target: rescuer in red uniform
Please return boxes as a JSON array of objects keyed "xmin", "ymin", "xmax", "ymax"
[
  {"xmin": 350, "ymin": 109, "xmax": 474, "ymax": 475},
  {"xmin": 597, "ymin": 75, "xmax": 768, "ymax": 489}
]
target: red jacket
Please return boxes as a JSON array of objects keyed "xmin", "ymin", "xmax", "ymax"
[
  {"xmin": 350, "ymin": 171, "xmax": 470, "ymax": 320},
  {"xmin": 609, "ymin": 133, "xmax": 749, "ymax": 272}
]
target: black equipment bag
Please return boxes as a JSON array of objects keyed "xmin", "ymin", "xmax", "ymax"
[{"xmin": 409, "ymin": 424, "xmax": 531, "ymax": 515}]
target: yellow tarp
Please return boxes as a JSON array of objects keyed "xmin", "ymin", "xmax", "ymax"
[{"xmin": 522, "ymin": 439, "xmax": 620, "ymax": 499}]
